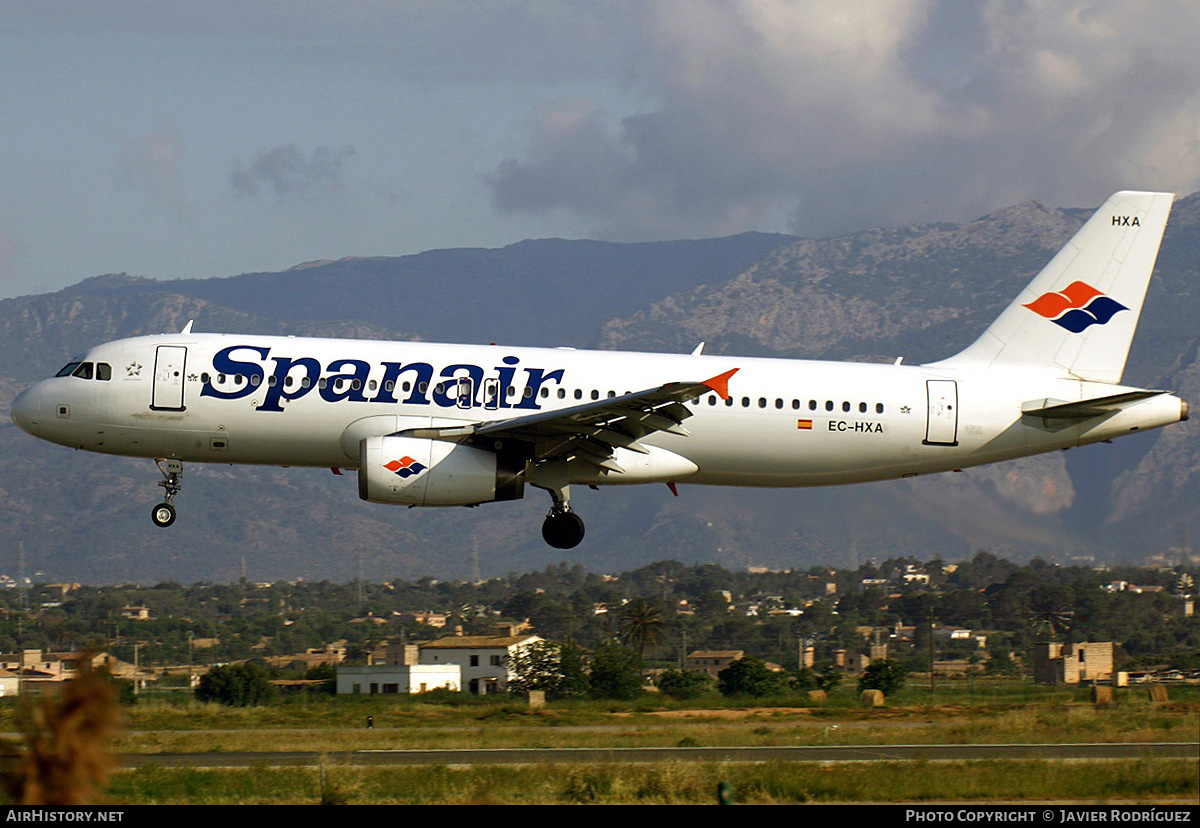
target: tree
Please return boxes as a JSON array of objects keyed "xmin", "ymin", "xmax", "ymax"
[
  {"xmin": 507, "ymin": 640, "xmax": 587, "ymax": 699},
  {"xmin": 588, "ymin": 644, "xmax": 644, "ymax": 700},
  {"xmin": 717, "ymin": 656, "xmax": 789, "ymax": 698},
  {"xmin": 858, "ymin": 659, "xmax": 908, "ymax": 696},
  {"xmin": 657, "ymin": 669, "xmax": 712, "ymax": 700},
  {"xmin": 618, "ymin": 597, "xmax": 666, "ymax": 656},
  {"xmin": 195, "ymin": 661, "xmax": 275, "ymax": 706}
]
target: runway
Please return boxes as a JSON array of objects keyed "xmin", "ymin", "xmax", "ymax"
[{"xmin": 119, "ymin": 741, "xmax": 1199, "ymax": 767}]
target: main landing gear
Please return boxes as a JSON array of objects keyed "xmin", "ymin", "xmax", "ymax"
[
  {"xmin": 151, "ymin": 458, "xmax": 183, "ymax": 528},
  {"xmin": 530, "ymin": 461, "xmax": 585, "ymax": 549},
  {"xmin": 542, "ymin": 507, "xmax": 585, "ymax": 550}
]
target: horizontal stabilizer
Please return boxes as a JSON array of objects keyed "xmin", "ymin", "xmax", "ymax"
[{"xmin": 1021, "ymin": 390, "xmax": 1167, "ymax": 420}]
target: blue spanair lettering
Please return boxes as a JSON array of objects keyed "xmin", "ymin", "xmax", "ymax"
[
  {"xmin": 200, "ymin": 344, "xmax": 565, "ymax": 412},
  {"xmin": 259, "ymin": 356, "xmax": 321, "ymax": 412},
  {"xmin": 201, "ymin": 346, "xmax": 268, "ymax": 400},
  {"xmin": 432, "ymin": 364, "xmax": 485, "ymax": 407},
  {"xmin": 515, "ymin": 367, "xmax": 565, "ymax": 409},
  {"xmin": 320, "ymin": 359, "xmax": 371, "ymax": 403}
]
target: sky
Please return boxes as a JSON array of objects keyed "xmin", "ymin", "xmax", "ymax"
[{"xmin": 2, "ymin": 1, "xmax": 1199, "ymax": 300}]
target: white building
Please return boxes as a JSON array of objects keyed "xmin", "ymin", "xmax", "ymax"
[
  {"xmin": 419, "ymin": 634, "xmax": 542, "ymax": 695},
  {"xmin": 336, "ymin": 663, "xmax": 460, "ymax": 695}
]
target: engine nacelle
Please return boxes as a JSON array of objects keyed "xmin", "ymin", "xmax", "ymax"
[{"xmin": 358, "ymin": 435, "xmax": 524, "ymax": 506}]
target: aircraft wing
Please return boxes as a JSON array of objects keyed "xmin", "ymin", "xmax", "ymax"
[{"xmin": 399, "ymin": 368, "xmax": 737, "ymax": 469}]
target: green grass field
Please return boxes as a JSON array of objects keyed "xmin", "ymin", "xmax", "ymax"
[{"xmin": 1, "ymin": 682, "xmax": 1197, "ymax": 804}]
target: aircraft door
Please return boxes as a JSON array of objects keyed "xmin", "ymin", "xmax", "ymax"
[
  {"xmin": 483, "ymin": 378, "xmax": 500, "ymax": 410},
  {"xmin": 924, "ymin": 380, "xmax": 958, "ymax": 446},
  {"xmin": 456, "ymin": 377, "xmax": 474, "ymax": 409},
  {"xmin": 152, "ymin": 345, "xmax": 187, "ymax": 411}
]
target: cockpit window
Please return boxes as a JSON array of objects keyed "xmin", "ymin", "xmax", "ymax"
[
  {"xmin": 55, "ymin": 362, "xmax": 82, "ymax": 378},
  {"xmin": 71, "ymin": 362, "xmax": 94, "ymax": 380},
  {"xmin": 96, "ymin": 363, "xmax": 112, "ymax": 381}
]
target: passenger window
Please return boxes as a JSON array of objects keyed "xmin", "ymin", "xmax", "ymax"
[
  {"xmin": 809, "ymin": 400, "xmax": 817, "ymax": 411},
  {"xmin": 842, "ymin": 401, "xmax": 850, "ymax": 412},
  {"xmin": 859, "ymin": 402, "xmax": 867, "ymax": 413},
  {"xmin": 792, "ymin": 400, "xmax": 800, "ymax": 410},
  {"xmin": 825, "ymin": 401, "xmax": 834, "ymax": 411},
  {"xmin": 540, "ymin": 388, "xmax": 550, "ymax": 398},
  {"xmin": 775, "ymin": 399, "xmax": 783, "ymax": 409},
  {"xmin": 557, "ymin": 389, "xmax": 566, "ymax": 399},
  {"xmin": 72, "ymin": 363, "xmax": 94, "ymax": 380},
  {"xmin": 876, "ymin": 403, "xmax": 884, "ymax": 414},
  {"xmin": 741, "ymin": 397, "xmax": 750, "ymax": 407},
  {"xmin": 590, "ymin": 390, "xmax": 599, "ymax": 400},
  {"xmin": 96, "ymin": 363, "xmax": 112, "ymax": 381},
  {"xmin": 524, "ymin": 387, "xmax": 533, "ymax": 399},
  {"xmin": 574, "ymin": 389, "xmax": 582, "ymax": 400}
]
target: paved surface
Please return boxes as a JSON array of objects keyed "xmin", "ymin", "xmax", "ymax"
[{"xmin": 119, "ymin": 741, "xmax": 1200, "ymax": 767}]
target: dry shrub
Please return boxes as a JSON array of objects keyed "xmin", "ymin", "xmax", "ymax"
[{"xmin": 3, "ymin": 654, "xmax": 122, "ymax": 805}]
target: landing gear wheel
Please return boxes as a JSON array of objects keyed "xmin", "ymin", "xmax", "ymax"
[
  {"xmin": 151, "ymin": 502, "xmax": 177, "ymax": 528},
  {"xmin": 152, "ymin": 458, "xmax": 183, "ymax": 528},
  {"xmin": 542, "ymin": 510, "xmax": 585, "ymax": 549}
]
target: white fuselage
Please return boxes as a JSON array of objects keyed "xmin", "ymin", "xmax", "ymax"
[{"xmin": 10, "ymin": 332, "xmax": 1186, "ymax": 489}]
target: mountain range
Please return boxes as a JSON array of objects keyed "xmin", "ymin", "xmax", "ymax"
[{"xmin": 1, "ymin": 195, "xmax": 1196, "ymax": 583}]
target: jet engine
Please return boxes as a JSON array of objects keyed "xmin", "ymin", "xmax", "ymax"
[{"xmin": 358, "ymin": 434, "xmax": 524, "ymax": 506}]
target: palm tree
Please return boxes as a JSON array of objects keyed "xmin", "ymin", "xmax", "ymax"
[{"xmin": 618, "ymin": 597, "xmax": 666, "ymax": 656}]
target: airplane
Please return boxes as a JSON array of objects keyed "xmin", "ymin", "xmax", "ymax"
[{"xmin": 8, "ymin": 191, "xmax": 1189, "ymax": 550}]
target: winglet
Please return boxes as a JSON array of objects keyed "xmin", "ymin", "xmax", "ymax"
[
  {"xmin": 702, "ymin": 368, "xmax": 739, "ymax": 400},
  {"xmin": 181, "ymin": 320, "xmax": 194, "ymax": 335}
]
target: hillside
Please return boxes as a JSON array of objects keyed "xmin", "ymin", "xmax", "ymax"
[{"xmin": 1, "ymin": 200, "xmax": 1195, "ymax": 583}]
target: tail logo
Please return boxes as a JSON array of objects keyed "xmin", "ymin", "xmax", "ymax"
[
  {"xmin": 1023, "ymin": 281, "xmax": 1128, "ymax": 333},
  {"xmin": 384, "ymin": 456, "xmax": 426, "ymax": 478}
]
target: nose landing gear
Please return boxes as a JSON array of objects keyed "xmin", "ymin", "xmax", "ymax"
[{"xmin": 151, "ymin": 458, "xmax": 183, "ymax": 528}]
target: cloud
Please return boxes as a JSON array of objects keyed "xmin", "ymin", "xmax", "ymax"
[
  {"xmin": 113, "ymin": 126, "xmax": 188, "ymax": 220},
  {"xmin": 230, "ymin": 144, "xmax": 356, "ymax": 202},
  {"xmin": 487, "ymin": 0, "xmax": 1200, "ymax": 240}
]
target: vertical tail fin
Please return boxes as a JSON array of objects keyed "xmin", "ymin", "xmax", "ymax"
[{"xmin": 931, "ymin": 191, "xmax": 1173, "ymax": 383}]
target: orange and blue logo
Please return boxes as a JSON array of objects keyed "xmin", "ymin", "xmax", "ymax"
[
  {"xmin": 1023, "ymin": 281, "xmax": 1127, "ymax": 333},
  {"xmin": 384, "ymin": 456, "xmax": 426, "ymax": 478}
]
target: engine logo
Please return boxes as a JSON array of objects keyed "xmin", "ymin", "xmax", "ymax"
[{"xmin": 384, "ymin": 456, "xmax": 426, "ymax": 478}]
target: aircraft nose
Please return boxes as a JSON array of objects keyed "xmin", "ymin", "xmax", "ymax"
[{"xmin": 10, "ymin": 384, "xmax": 43, "ymax": 435}]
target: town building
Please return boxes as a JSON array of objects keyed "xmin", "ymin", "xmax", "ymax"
[
  {"xmin": 1031, "ymin": 641, "xmax": 1114, "ymax": 685},
  {"xmin": 685, "ymin": 650, "xmax": 744, "ymax": 678},
  {"xmin": 419, "ymin": 634, "xmax": 542, "ymax": 695}
]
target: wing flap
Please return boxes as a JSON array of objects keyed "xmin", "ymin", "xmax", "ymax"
[{"xmin": 397, "ymin": 369, "xmax": 739, "ymax": 463}]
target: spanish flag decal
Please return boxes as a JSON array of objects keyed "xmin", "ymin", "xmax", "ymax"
[{"xmin": 797, "ymin": 419, "xmax": 813, "ymax": 430}]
